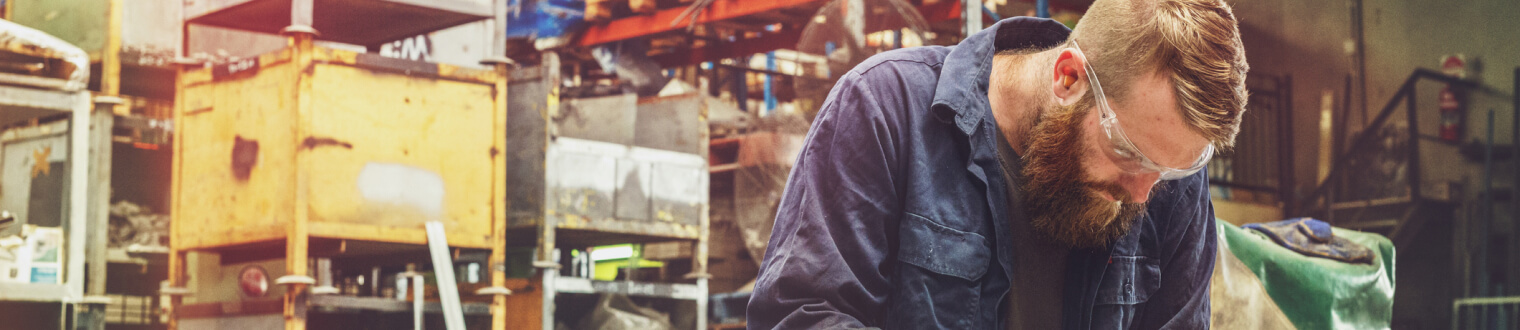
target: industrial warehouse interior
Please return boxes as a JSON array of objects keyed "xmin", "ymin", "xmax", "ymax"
[{"xmin": 0, "ymin": 0, "xmax": 1514, "ymax": 329}]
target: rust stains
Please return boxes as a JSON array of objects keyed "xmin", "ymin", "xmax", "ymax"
[
  {"xmin": 231, "ymin": 135, "xmax": 259, "ymax": 180},
  {"xmin": 301, "ymin": 136, "xmax": 354, "ymax": 150}
]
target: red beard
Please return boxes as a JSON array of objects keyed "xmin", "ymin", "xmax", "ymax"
[{"xmin": 1019, "ymin": 99, "xmax": 1149, "ymax": 249}]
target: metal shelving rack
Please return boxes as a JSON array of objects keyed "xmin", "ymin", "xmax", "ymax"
[
  {"xmin": 0, "ymin": 18, "xmax": 103, "ymax": 328},
  {"xmin": 501, "ymin": 51, "xmax": 712, "ymax": 330}
]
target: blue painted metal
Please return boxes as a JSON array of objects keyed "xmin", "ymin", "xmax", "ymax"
[
  {"xmin": 764, "ymin": 51, "xmax": 777, "ymax": 115},
  {"xmin": 1038, "ymin": 0, "xmax": 1049, "ymax": 18},
  {"xmin": 824, "ymin": 41, "xmax": 835, "ymax": 78},
  {"xmin": 735, "ymin": 60, "xmax": 748, "ymax": 112},
  {"xmin": 505, "ymin": 0, "xmax": 586, "ymax": 39}
]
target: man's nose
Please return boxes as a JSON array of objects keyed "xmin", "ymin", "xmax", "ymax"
[{"xmin": 1119, "ymin": 172, "xmax": 1160, "ymax": 203}]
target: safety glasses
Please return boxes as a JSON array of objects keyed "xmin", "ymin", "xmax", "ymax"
[{"xmin": 1074, "ymin": 41, "xmax": 1212, "ymax": 181}]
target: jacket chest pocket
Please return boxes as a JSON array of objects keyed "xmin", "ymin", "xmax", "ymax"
[
  {"xmin": 1092, "ymin": 256, "xmax": 1161, "ymax": 329},
  {"xmin": 887, "ymin": 213, "xmax": 992, "ymax": 329},
  {"xmin": 899, "ymin": 213, "xmax": 991, "ymax": 281}
]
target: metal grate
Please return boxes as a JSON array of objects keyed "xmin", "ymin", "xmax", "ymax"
[
  {"xmin": 1209, "ymin": 73, "xmax": 1293, "ymax": 207},
  {"xmin": 103, "ymin": 294, "xmax": 161, "ymax": 325}
]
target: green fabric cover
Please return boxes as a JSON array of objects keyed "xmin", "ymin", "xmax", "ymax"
[{"xmin": 1217, "ymin": 219, "xmax": 1396, "ymax": 330}]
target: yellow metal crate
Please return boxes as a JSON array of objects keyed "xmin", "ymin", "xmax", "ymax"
[{"xmin": 171, "ymin": 46, "xmax": 505, "ymax": 251}]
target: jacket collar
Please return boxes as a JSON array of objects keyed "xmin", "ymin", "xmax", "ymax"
[{"xmin": 931, "ymin": 17, "xmax": 1073, "ymax": 136}]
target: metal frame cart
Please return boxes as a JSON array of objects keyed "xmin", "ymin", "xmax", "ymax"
[
  {"xmin": 7, "ymin": 0, "xmax": 184, "ymax": 327},
  {"xmin": 0, "ymin": 18, "xmax": 104, "ymax": 329},
  {"xmin": 167, "ymin": 0, "xmax": 515, "ymax": 329},
  {"xmin": 501, "ymin": 51, "xmax": 712, "ymax": 330}
]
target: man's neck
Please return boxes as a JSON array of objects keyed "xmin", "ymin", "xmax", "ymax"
[{"xmin": 987, "ymin": 49, "xmax": 1058, "ymax": 155}]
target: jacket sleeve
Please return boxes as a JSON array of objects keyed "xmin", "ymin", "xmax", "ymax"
[
  {"xmin": 1135, "ymin": 170, "xmax": 1218, "ymax": 329},
  {"xmin": 747, "ymin": 71, "xmax": 902, "ymax": 330}
]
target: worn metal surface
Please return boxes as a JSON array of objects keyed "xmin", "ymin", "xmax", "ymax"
[
  {"xmin": 505, "ymin": 58, "xmax": 710, "ymax": 330},
  {"xmin": 546, "ymin": 140, "xmax": 618, "ymax": 219},
  {"xmin": 308, "ymin": 295, "xmax": 492, "ymax": 315},
  {"xmin": 173, "ymin": 49, "xmax": 299, "ymax": 251},
  {"xmin": 119, "ymin": 0, "xmax": 181, "ymax": 66},
  {"xmin": 487, "ymin": 59, "xmax": 510, "ymax": 330},
  {"xmin": 0, "ymin": 19, "xmax": 90, "ymax": 91},
  {"xmin": 0, "ymin": 122, "xmax": 70, "ymax": 229},
  {"xmin": 614, "ymin": 158, "xmax": 652, "ymax": 221},
  {"xmin": 173, "ymin": 44, "xmax": 503, "ymax": 251},
  {"xmin": 547, "ymin": 213, "xmax": 702, "ymax": 241},
  {"xmin": 184, "ymin": 0, "xmax": 491, "ymax": 46},
  {"xmin": 83, "ymin": 104, "xmax": 114, "ymax": 330},
  {"xmin": 504, "ymin": 62, "xmax": 551, "ymax": 228},
  {"xmin": 556, "ymin": 93, "xmax": 638, "ymax": 145},
  {"xmin": 0, "ymin": 82, "xmax": 92, "ymax": 306},
  {"xmin": 506, "ymin": 63, "xmax": 711, "ymax": 243},
  {"xmin": 553, "ymin": 277, "xmax": 705, "ymax": 300},
  {"xmin": 303, "ymin": 62, "xmax": 496, "ymax": 248},
  {"xmin": 284, "ymin": 33, "xmax": 316, "ymax": 330},
  {"xmin": 634, "ymin": 94, "xmax": 705, "ymax": 155},
  {"xmin": 576, "ymin": 0, "xmax": 825, "ymax": 46},
  {"xmin": 546, "ymin": 137, "xmax": 706, "ymax": 230},
  {"xmin": 0, "ymin": 282, "xmax": 71, "ymax": 301}
]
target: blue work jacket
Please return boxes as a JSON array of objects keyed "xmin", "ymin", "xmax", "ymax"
[{"xmin": 748, "ymin": 17, "xmax": 1217, "ymax": 329}]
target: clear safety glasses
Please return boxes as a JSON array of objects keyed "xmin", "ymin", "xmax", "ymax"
[{"xmin": 1074, "ymin": 41, "xmax": 1213, "ymax": 181}]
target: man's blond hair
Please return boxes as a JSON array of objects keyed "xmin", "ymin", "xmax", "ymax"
[{"xmin": 1071, "ymin": 0, "xmax": 1249, "ymax": 149}]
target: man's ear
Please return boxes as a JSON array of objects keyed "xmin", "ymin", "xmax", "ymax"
[{"xmin": 1052, "ymin": 48, "xmax": 1087, "ymax": 106}]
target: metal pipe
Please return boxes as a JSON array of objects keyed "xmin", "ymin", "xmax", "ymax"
[
  {"xmin": 291, "ymin": 0, "xmax": 314, "ymax": 31},
  {"xmin": 414, "ymin": 274, "xmax": 424, "ymax": 330},
  {"xmin": 964, "ymin": 0, "xmax": 982, "ymax": 36},
  {"xmin": 1282, "ymin": 76, "xmax": 1297, "ymax": 217},
  {"xmin": 1352, "ymin": 0, "xmax": 1368, "ymax": 128},
  {"xmin": 1405, "ymin": 80, "xmax": 1421, "ymax": 203},
  {"xmin": 1037, "ymin": 0, "xmax": 1049, "ymax": 18},
  {"xmin": 425, "ymin": 221, "xmax": 467, "ymax": 330},
  {"xmin": 1483, "ymin": 109, "xmax": 1495, "ymax": 298},
  {"xmin": 370, "ymin": 267, "xmax": 381, "ymax": 297}
]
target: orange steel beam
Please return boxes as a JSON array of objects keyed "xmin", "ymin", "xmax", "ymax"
[{"xmin": 577, "ymin": 0, "xmax": 825, "ymax": 47}]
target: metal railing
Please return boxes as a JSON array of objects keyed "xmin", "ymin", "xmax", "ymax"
[
  {"xmin": 1454, "ymin": 296, "xmax": 1520, "ymax": 329},
  {"xmin": 1296, "ymin": 69, "xmax": 1504, "ymax": 219},
  {"xmin": 1209, "ymin": 73, "xmax": 1294, "ymax": 209}
]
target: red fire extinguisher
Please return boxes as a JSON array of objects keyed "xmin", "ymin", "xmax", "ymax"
[
  {"xmin": 1438, "ymin": 55, "xmax": 1466, "ymax": 143},
  {"xmin": 1439, "ymin": 86, "xmax": 1464, "ymax": 142}
]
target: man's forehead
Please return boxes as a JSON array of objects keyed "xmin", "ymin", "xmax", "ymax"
[{"xmin": 1112, "ymin": 71, "xmax": 1211, "ymax": 169}]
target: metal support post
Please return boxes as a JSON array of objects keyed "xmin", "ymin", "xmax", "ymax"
[
  {"xmin": 425, "ymin": 222, "xmax": 468, "ymax": 330},
  {"xmin": 281, "ymin": 27, "xmax": 318, "ymax": 330},
  {"xmin": 480, "ymin": 3, "xmax": 516, "ymax": 325},
  {"xmin": 535, "ymin": 51, "xmax": 562, "ymax": 330},
  {"xmin": 964, "ymin": 0, "xmax": 983, "ymax": 37},
  {"xmin": 283, "ymin": 0, "xmax": 318, "ymax": 36}
]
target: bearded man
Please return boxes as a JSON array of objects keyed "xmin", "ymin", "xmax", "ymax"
[{"xmin": 747, "ymin": 0, "xmax": 1249, "ymax": 328}]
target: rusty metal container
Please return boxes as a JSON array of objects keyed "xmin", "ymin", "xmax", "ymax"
[
  {"xmin": 172, "ymin": 47, "xmax": 504, "ymax": 251},
  {"xmin": 169, "ymin": 44, "xmax": 508, "ymax": 330},
  {"xmin": 504, "ymin": 56, "xmax": 709, "ymax": 247},
  {"xmin": 499, "ymin": 53, "xmax": 711, "ymax": 330}
]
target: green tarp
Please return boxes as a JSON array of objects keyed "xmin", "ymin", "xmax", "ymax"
[{"xmin": 1217, "ymin": 219, "xmax": 1396, "ymax": 330}]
